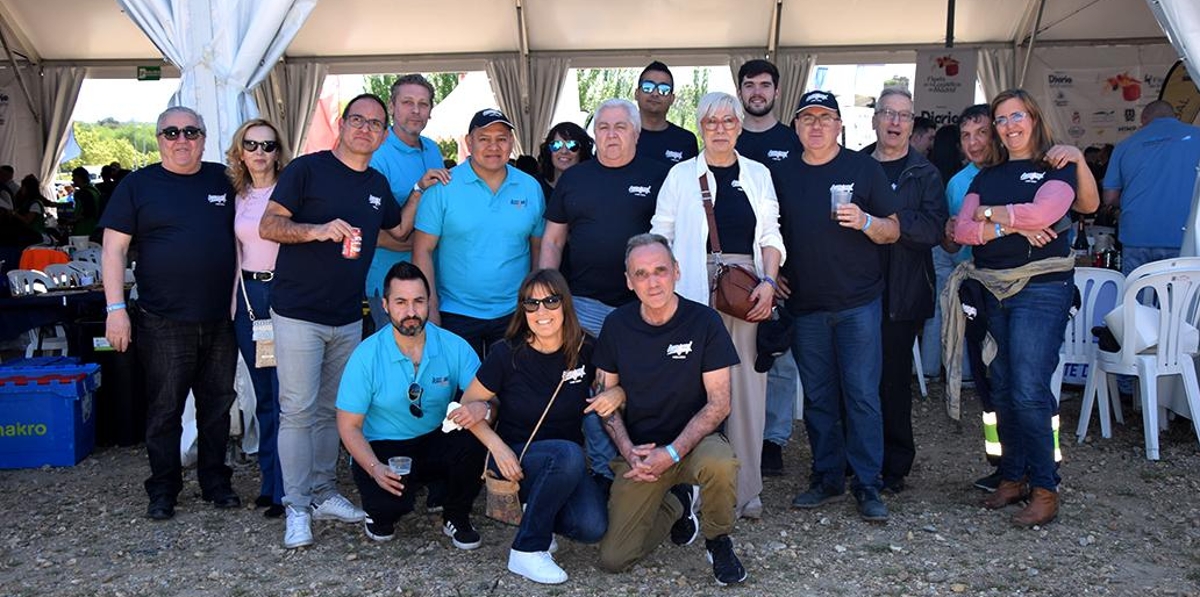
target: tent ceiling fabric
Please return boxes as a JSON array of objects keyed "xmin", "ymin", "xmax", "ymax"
[{"xmin": 0, "ymin": 0, "xmax": 1170, "ymax": 66}]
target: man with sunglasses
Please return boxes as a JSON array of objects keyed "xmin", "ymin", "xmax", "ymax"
[
  {"xmin": 100, "ymin": 106, "xmax": 240, "ymax": 521},
  {"xmin": 540, "ymin": 98, "xmax": 669, "ymax": 483},
  {"xmin": 634, "ymin": 61, "xmax": 698, "ymax": 166},
  {"xmin": 260, "ymin": 93, "xmax": 413, "ymax": 549},
  {"xmin": 336, "ymin": 262, "xmax": 485, "ymax": 549},
  {"xmin": 772, "ymin": 90, "xmax": 901, "ymax": 523}
]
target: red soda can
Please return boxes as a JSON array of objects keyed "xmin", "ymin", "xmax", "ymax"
[{"xmin": 342, "ymin": 227, "xmax": 362, "ymax": 259}]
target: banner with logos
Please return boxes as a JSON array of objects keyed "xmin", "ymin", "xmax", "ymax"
[
  {"xmin": 913, "ymin": 49, "xmax": 978, "ymax": 127},
  {"xmin": 1042, "ymin": 66, "xmax": 1171, "ymax": 147}
]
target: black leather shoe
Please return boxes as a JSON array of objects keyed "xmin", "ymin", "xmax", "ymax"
[
  {"xmin": 203, "ymin": 489, "xmax": 242, "ymax": 509},
  {"xmin": 264, "ymin": 504, "xmax": 285, "ymax": 518},
  {"xmin": 147, "ymin": 499, "xmax": 176, "ymax": 521},
  {"xmin": 255, "ymin": 495, "xmax": 273, "ymax": 508}
]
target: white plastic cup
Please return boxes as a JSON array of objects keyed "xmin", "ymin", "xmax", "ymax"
[{"xmin": 388, "ymin": 456, "xmax": 412, "ymax": 476}]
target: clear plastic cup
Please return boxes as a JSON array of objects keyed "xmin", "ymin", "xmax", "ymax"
[
  {"xmin": 831, "ymin": 187, "xmax": 853, "ymax": 220},
  {"xmin": 388, "ymin": 456, "xmax": 412, "ymax": 476}
]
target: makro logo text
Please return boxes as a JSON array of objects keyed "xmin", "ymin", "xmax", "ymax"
[{"xmin": 0, "ymin": 422, "xmax": 48, "ymax": 437}]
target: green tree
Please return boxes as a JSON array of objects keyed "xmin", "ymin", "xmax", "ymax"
[
  {"xmin": 364, "ymin": 72, "xmax": 462, "ymax": 105},
  {"xmin": 668, "ymin": 68, "xmax": 709, "ymax": 136},
  {"xmin": 436, "ymin": 138, "xmax": 458, "ymax": 163},
  {"xmin": 61, "ymin": 122, "xmax": 159, "ymax": 172},
  {"xmin": 575, "ymin": 68, "xmax": 638, "ymax": 125}
]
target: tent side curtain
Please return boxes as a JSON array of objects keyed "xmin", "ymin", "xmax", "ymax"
[
  {"xmin": 37, "ymin": 66, "xmax": 86, "ymax": 191},
  {"xmin": 485, "ymin": 54, "xmax": 530, "ymax": 154},
  {"xmin": 777, "ymin": 51, "xmax": 816, "ymax": 124},
  {"xmin": 978, "ymin": 47, "xmax": 1015, "ymax": 101},
  {"xmin": 528, "ymin": 56, "xmax": 570, "ymax": 155},
  {"xmin": 254, "ymin": 60, "xmax": 328, "ymax": 158},
  {"xmin": 1148, "ymin": 0, "xmax": 1200, "ymax": 85}
]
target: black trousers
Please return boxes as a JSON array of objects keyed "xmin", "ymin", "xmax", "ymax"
[
  {"xmin": 880, "ymin": 318, "xmax": 921, "ymax": 483},
  {"xmin": 136, "ymin": 306, "xmax": 237, "ymax": 502},
  {"xmin": 440, "ymin": 311, "xmax": 511, "ymax": 361},
  {"xmin": 350, "ymin": 429, "xmax": 485, "ymax": 527}
]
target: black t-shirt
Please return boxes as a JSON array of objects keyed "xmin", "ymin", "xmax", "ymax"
[
  {"xmin": 637, "ymin": 123, "xmax": 699, "ymax": 165},
  {"xmin": 707, "ymin": 163, "xmax": 755, "ymax": 255},
  {"xmin": 736, "ymin": 122, "xmax": 801, "ymax": 174},
  {"xmin": 99, "ymin": 162, "xmax": 235, "ymax": 322},
  {"xmin": 879, "ymin": 157, "xmax": 905, "ymax": 188},
  {"xmin": 970, "ymin": 159, "xmax": 1076, "ymax": 281},
  {"xmin": 270, "ymin": 151, "xmax": 401, "ymax": 326},
  {"xmin": 774, "ymin": 148, "xmax": 901, "ymax": 313},
  {"xmin": 476, "ymin": 336, "xmax": 596, "ymax": 446},
  {"xmin": 545, "ymin": 158, "xmax": 669, "ymax": 306},
  {"xmin": 593, "ymin": 297, "xmax": 739, "ymax": 446}
]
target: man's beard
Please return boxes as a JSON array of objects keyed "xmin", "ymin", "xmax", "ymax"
[
  {"xmin": 392, "ymin": 316, "xmax": 426, "ymax": 337},
  {"xmin": 744, "ymin": 98, "xmax": 775, "ymax": 118}
]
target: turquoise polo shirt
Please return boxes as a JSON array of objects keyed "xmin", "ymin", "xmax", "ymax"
[
  {"xmin": 415, "ymin": 160, "xmax": 545, "ymax": 319},
  {"xmin": 366, "ymin": 131, "xmax": 445, "ymax": 298},
  {"xmin": 336, "ymin": 322, "xmax": 480, "ymax": 441},
  {"xmin": 945, "ymin": 162, "xmax": 980, "ymax": 264}
]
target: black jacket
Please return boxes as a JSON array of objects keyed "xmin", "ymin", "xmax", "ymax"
[{"xmin": 877, "ymin": 149, "xmax": 947, "ymax": 322}]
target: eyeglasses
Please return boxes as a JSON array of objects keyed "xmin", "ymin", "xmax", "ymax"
[
  {"xmin": 797, "ymin": 114, "xmax": 840, "ymax": 128},
  {"xmin": 701, "ymin": 116, "xmax": 740, "ymax": 131},
  {"xmin": 407, "ymin": 383, "xmax": 424, "ymax": 418},
  {"xmin": 993, "ymin": 111, "xmax": 1029, "ymax": 127},
  {"xmin": 549, "ymin": 139, "xmax": 579, "ymax": 153},
  {"xmin": 876, "ymin": 109, "xmax": 915, "ymax": 123},
  {"xmin": 521, "ymin": 294, "xmax": 563, "ymax": 312},
  {"xmin": 345, "ymin": 114, "xmax": 387, "ymax": 133},
  {"xmin": 639, "ymin": 80, "xmax": 673, "ymax": 96},
  {"xmin": 242, "ymin": 139, "xmax": 279, "ymax": 153},
  {"xmin": 158, "ymin": 126, "xmax": 205, "ymax": 141}
]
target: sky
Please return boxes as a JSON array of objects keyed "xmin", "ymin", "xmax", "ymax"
[{"xmin": 71, "ymin": 79, "xmax": 180, "ymax": 123}]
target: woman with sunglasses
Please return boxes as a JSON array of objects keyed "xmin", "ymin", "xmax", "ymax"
[
  {"xmin": 951, "ymin": 89, "xmax": 1079, "ymax": 527},
  {"xmin": 225, "ymin": 118, "xmax": 289, "ymax": 518},
  {"xmin": 650, "ymin": 91, "xmax": 784, "ymax": 520},
  {"xmin": 536, "ymin": 122, "xmax": 593, "ymax": 198},
  {"xmin": 451, "ymin": 269, "xmax": 615, "ymax": 584}
]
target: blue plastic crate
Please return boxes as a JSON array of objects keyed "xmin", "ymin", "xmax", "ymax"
[{"xmin": 0, "ymin": 357, "xmax": 101, "ymax": 468}]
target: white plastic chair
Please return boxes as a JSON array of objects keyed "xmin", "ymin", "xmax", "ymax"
[
  {"xmin": 74, "ymin": 247, "xmax": 101, "ymax": 265},
  {"xmin": 1054, "ymin": 268, "xmax": 1125, "ymax": 439},
  {"xmin": 66, "ymin": 260, "xmax": 101, "ymax": 285},
  {"xmin": 6, "ymin": 269, "xmax": 70, "ymax": 357},
  {"xmin": 43, "ymin": 264, "xmax": 82, "ymax": 288},
  {"xmin": 1083, "ymin": 261, "xmax": 1200, "ymax": 460}
]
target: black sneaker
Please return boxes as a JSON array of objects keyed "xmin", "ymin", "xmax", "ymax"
[
  {"xmin": 854, "ymin": 488, "xmax": 889, "ymax": 523},
  {"xmin": 442, "ymin": 517, "xmax": 482, "ymax": 550},
  {"xmin": 761, "ymin": 441, "xmax": 784, "ymax": 477},
  {"xmin": 147, "ymin": 497, "xmax": 176, "ymax": 521},
  {"xmin": 202, "ymin": 487, "xmax": 241, "ymax": 509},
  {"xmin": 364, "ymin": 517, "xmax": 395, "ymax": 542},
  {"xmin": 973, "ymin": 470, "xmax": 1003, "ymax": 492},
  {"xmin": 790, "ymin": 484, "xmax": 845, "ymax": 509},
  {"xmin": 705, "ymin": 535, "xmax": 748, "ymax": 585},
  {"xmin": 881, "ymin": 476, "xmax": 905, "ymax": 495},
  {"xmin": 669, "ymin": 485, "xmax": 700, "ymax": 546}
]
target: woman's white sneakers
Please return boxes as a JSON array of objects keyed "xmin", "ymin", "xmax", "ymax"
[{"xmin": 508, "ymin": 549, "xmax": 568, "ymax": 584}]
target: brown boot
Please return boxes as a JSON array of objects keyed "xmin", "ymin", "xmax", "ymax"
[
  {"xmin": 982, "ymin": 479, "xmax": 1027, "ymax": 509},
  {"xmin": 1013, "ymin": 488, "xmax": 1058, "ymax": 527}
]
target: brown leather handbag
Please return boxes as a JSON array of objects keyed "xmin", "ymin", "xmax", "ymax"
[
  {"xmin": 482, "ymin": 374, "xmax": 568, "ymax": 526},
  {"xmin": 700, "ymin": 173, "xmax": 768, "ymax": 321}
]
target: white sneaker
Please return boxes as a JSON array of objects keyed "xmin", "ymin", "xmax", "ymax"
[
  {"xmin": 312, "ymin": 494, "xmax": 365, "ymax": 523},
  {"xmin": 508, "ymin": 549, "xmax": 568, "ymax": 584},
  {"xmin": 284, "ymin": 505, "xmax": 313, "ymax": 549}
]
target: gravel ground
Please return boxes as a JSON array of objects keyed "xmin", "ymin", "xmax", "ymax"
[{"xmin": 2, "ymin": 382, "xmax": 1199, "ymax": 597}]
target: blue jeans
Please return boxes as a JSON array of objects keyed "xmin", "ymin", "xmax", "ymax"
[
  {"xmin": 491, "ymin": 439, "xmax": 608, "ymax": 552},
  {"xmin": 233, "ymin": 277, "xmax": 283, "ymax": 504},
  {"xmin": 790, "ymin": 296, "xmax": 884, "ymax": 492},
  {"xmin": 984, "ymin": 279, "xmax": 1072, "ymax": 491},
  {"xmin": 572, "ymin": 295, "xmax": 620, "ymax": 478},
  {"xmin": 135, "ymin": 306, "xmax": 237, "ymax": 502},
  {"xmin": 273, "ymin": 311, "xmax": 361, "ymax": 508},
  {"xmin": 763, "ymin": 349, "xmax": 798, "ymax": 446}
]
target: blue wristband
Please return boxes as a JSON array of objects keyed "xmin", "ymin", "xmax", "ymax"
[
  {"xmin": 106, "ymin": 302, "xmax": 127, "ymax": 313},
  {"xmin": 862, "ymin": 214, "xmax": 873, "ymax": 232},
  {"xmin": 664, "ymin": 444, "xmax": 681, "ymax": 463},
  {"xmin": 994, "ymin": 223, "xmax": 1004, "ymax": 238},
  {"xmin": 762, "ymin": 276, "xmax": 777, "ymax": 289}
]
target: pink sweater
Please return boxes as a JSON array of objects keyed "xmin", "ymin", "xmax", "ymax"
[
  {"xmin": 954, "ymin": 179, "xmax": 1074, "ymax": 245},
  {"xmin": 235, "ymin": 185, "xmax": 279, "ymax": 271}
]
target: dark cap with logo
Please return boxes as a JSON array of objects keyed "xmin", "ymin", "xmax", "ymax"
[
  {"xmin": 469, "ymin": 108, "xmax": 515, "ymax": 133},
  {"xmin": 794, "ymin": 90, "xmax": 841, "ymax": 118}
]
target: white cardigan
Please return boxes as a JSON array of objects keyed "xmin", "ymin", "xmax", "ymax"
[{"xmin": 650, "ymin": 151, "xmax": 786, "ymax": 305}]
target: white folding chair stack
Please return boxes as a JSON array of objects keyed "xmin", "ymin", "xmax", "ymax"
[
  {"xmin": 5, "ymin": 269, "xmax": 70, "ymax": 357},
  {"xmin": 1081, "ymin": 259, "xmax": 1200, "ymax": 460},
  {"xmin": 43, "ymin": 264, "xmax": 82, "ymax": 288},
  {"xmin": 66, "ymin": 260, "xmax": 101, "ymax": 285},
  {"xmin": 1052, "ymin": 268, "xmax": 1125, "ymax": 437},
  {"xmin": 74, "ymin": 247, "xmax": 101, "ymax": 265}
]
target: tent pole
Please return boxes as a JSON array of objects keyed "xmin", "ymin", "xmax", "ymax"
[
  {"xmin": 767, "ymin": 0, "xmax": 782, "ymax": 60},
  {"xmin": 1018, "ymin": 0, "xmax": 1046, "ymax": 87},
  {"xmin": 0, "ymin": 24, "xmax": 38, "ymax": 126},
  {"xmin": 945, "ymin": 0, "xmax": 955, "ymax": 48}
]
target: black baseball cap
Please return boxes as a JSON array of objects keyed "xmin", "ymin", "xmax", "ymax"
[
  {"xmin": 469, "ymin": 108, "xmax": 515, "ymax": 133},
  {"xmin": 794, "ymin": 90, "xmax": 841, "ymax": 118}
]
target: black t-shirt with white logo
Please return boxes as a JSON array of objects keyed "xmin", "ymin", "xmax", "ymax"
[
  {"xmin": 636, "ymin": 123, "xmax": 699, "ymax": 165},
  {"xmin": 270, "ymin": 151, "xmax": 401, "ymax": 326},
  {"xmin": 476, "ymin": 336, "xmax": 595, "ymax": 446},
  {"xmin": 970, "ymin": 159, "xmax": 1076, "ymax": 280},
  {"xmin": 774, "ymin": 147, "xmax": 901, "ymax": 313},
  {"xmin": 545, "ymin": 157, "xmax": 669, "ymax": 306},
  {"xmin": 99, "ymin": 162, "xmax": 235, "ymax": 323},
  {"xmin": 736, "ymin": 122, "xmax": 800, "ymax": 173},
  {"xmin": 593, "ymin": 297, "xmax": 739, "ymax": 446},
  {"xmin": 707, "ymin": 162, "xmax": 756, "ymax": 255},
  {"xmin": 879, "ymin": 157, "xmax": 905, "ymax": 188}
]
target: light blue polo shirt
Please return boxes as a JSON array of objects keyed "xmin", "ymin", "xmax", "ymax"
[
  {"xmin": 336, "ymin": 322, "xmax": 480, "ymax": 441},
  {"xmin": 945, "ymin": 162, "xmax": 980, "ymax": 264},
  {"xmin": 415, "ymin": 160, "xmax": 545, "ymax": 319},
  {"xmin": 366, "ymin": 131, "xmax": 445, "ymax": 298},
  {"xmin": 1103, "ymin": 118, "xmax": 1200, "ymax": 248}
]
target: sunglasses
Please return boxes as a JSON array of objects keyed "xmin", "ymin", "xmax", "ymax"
[
  {"xmin": 159, "ymin": 126, "xmax": 205, "ymax": 140},
  {"xmin": 521, "ymin": 294, "xmax": 563, "ymax": 313},
  {"xmin": 639, "ymin": 80, "xmax": 673, "ymax": 96},
  {"xmin": 408, "ymin": 382, "xmax": 423, "ymax": 418},
  {"xmin": 549, "ymin": 139, "xmax": 579, "ymax": 153},
  {"xmin": 993, "ymin": 111, "xmax": 1029, "ymax": 127},
  {"xmin": 242, "ymin": 139, "xmax": 279, "ymax": 153}
]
